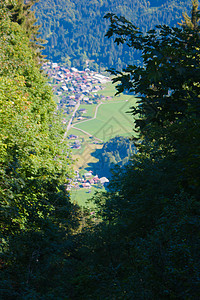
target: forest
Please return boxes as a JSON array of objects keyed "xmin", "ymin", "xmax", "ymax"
[
  {"xmin": 86, "ymin": 136, "xmax": 137, "ymax": 178},
  {"xmin": 0, "ymin": 0, "xmax": 200, "ymax": 299},
  {"xmin": 34, "ymin": 0, "xmax": 192, "ymax": 70}
]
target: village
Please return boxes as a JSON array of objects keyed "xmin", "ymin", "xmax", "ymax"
[
  {"xmin": 42, "ymin": 62, "xmax": 112, "ymax": 149},
  {"xmin": 42, "ymin": 62, "xmax": 111, "ymax": 194},
  {"xmin": 66, "ymin": 170, "xmax": 109, "ymax": 192},
  {"xmin": 42, "ymin": 61, "xmax": 111, "ymax": 111}
]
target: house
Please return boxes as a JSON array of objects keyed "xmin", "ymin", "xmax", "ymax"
[
  {"xmin": 67, "ymin": 100, "xmax": 76, "ymax": 106},
  {"xmin": 79, "ymin": 108, "xmax": 87, "ymax": 114},
  {"xmin": 93, "ymin": 176, "xmax": 100, "ymax": 184},
  {"xmin": 100, "ymin": 177, "xmax": 109, "ymax": 185},
  {"xmin": 89, "ymin": 179, "xmax": 94, "ymax": 185},
  {"xmin": 52, "ymin": 63, "xmax": 59, "ymax": 68},
  {"xmin": 81, "ymin": 182, "xmax": 91, "ymax": 189},
  {"xmin": 61, "ymin": 85, "xmax": 68, "ymax": 91},
  {"xmin": 71, "ymin": 67, "xmax": 78, "ymax": 72},
  {"xmin": 68, "ymin": 134, "xmax": 78, "ymax": 139},
  {"xmin": 72, "ymin": 140, "xmax": 81, "ymax": 149},
  {"xmin": 84, "ymin": 172, "xmax": 92, "ymax": 178}
]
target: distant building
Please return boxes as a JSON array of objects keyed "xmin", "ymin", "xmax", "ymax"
[
  {"xmin": 68, "ymin": 134, "xmax": 78, "ymax": 139},
  {"xmin": 100, "ymin": 177, "xmax": 109, "ymax": 185},
  {"xmin": 62, "ymin": 85, "xmax": 68, "ymax": 91},
  {"xmin": 67, "ymin": 100, "xmax": 76, "ymax": 106},
  {"xmin": 89, "ymin": 179, "xmax": 94, "ymax": 185},
  {"xmin": 84, "ymin": 172, "xmax": 92, "ymax": 178},
  {"xmin": 71, "ymin": 67, "xmax": 78, "ymax": 72},
  {"xmin": 81, "ymin": 183, "xmax": 91, "ymax": 189},
  {"xmin": 79, "ymin": 108, "xmax": 87, "ymax": 113}
]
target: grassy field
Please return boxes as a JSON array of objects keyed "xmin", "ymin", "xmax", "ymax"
[
  {"xmin": 98, "ymin": 81, "xmax": 131, "ymax": 101},
  {"xmin": 77, "ymin": 103, "xmax": 97, "ymax": 119},
  {"xmin": 74, "ymin": 98, "xmax": 137, "ymax": 142},
  {"xmin": 67, "ymin": 81, "xmax": 137, "ymax": 206},
  {"xmin": 68, "ymin": 127, "xmax": 89, "ymax": 141},
  {"xmin": 70, "ymin": 187, "xmax": 104, "ymax": 208},
  {"xmin": 98, "ymin": 81, "xmax": 117, "ymax": 97},
  {"xmin": 72, "ymin": 143, "xmax": 103, "ymax": 170}
]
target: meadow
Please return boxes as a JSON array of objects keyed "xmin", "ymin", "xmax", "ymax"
[
  {"xmin": 68, "ymin": 82, "xmax": 137, "ymax": 206},
  {"xmin": 70, "ymin": 187, "xmax": 105, "ymax": 208},
  {"xmin": 74, "ymin": 103, "xmax": 97, "ymax": 120},
  {"xmin": 72, "ymin": 142, "xmax": 103, "ymax": 170},
  {"xmin": 74, "ymin": 99, "xmax": 136, "ymax": 142}
]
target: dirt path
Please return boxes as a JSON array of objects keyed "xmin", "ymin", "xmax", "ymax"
[
  {"xmin": 72, "ymin": 102, "xmax": 102, "ymax": 126},
  {"xmin": 62, "ymin": 100, "xmax": 80, "ymax": 141},
  {"xmin": 72, "ymin": 126, "xmax": 103, "ymax": 142},
  {"xmin": 63, "ymin": 99, "xmax": 128, "ymax": 142}
]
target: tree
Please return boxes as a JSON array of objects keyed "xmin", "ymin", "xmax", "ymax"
[
  {"xmin": 180, "ymin": 0, "xmax": 200, "ymax": 29},
  {"xmin": 5, "ymin": 0, "xmax": 46, "ymax": 62},
  {"xmin": 74, "ymin": 1, "xmax": 200, "ymax": 298},
  {"xmin": 33, "ymin": 0, "xmax": 192, "ymax": 69},
  {"xmin": 0, "ymin": 4, "xmax": 81, "ymax": 298},
  {"xmin": 104, "ymin": 0, "xmax": 200, "ymax": 195}
]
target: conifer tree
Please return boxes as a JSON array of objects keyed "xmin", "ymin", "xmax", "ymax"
[
  {"xmin": 75, "ymin": 1, "xmax": 200, "ymax": 298},
  {"xmin": 5, "ymin": 0, "xmax": 45, "ymax": 62},
  {"xmin": 180, "ymin": 0, "xmax": 200, "ymax": 29}
]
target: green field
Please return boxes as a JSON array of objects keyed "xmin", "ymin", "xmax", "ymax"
[
  {"xmin": 70, "ymin": 187, "xmax": 105, "ymax": 208},
  {"xmin": 74, "ymin": 99, "xmax": 137, "ymax": 142},
  {"xmin": 67, "ymin": 82, "xmax": 137, "ymax": 206},
  {"xmin": 77, "ymin": 104, "xmax": 97, "ymax": 119},
  {"xmin": 98, "ymin": 81, "xmax": 130, "ymax": 101},
  {"xmin": 98, "ymin": 81, "xmax": 117, "ymax": 97},
  {"xmin": 68, "ymin": 127, "xmax": 89, "ymax": 141}
]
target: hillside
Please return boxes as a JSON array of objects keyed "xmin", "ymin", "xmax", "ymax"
[{"xmin": 34, "ymin": 0, "xmax": 192, "ymax": 69}]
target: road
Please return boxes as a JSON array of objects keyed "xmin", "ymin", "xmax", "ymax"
[
  {"xmin": 72, "ymin": 102, "xmax": 102, "ymax": 127},
  {"xmin": 62, "ymin": 100, "xmax": 80, "ymax": 141},
  {"xmin": 72, "ymin": 126, "xmax": 103, "ymax": 142},
  {"xmin": 63, "ymin": 99, "xmax": 127, "ymax": 142}
]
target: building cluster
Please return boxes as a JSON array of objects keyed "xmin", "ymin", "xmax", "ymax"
[
  {"xmin": 42, "ymin": 62, "xmax": 111, "ymax": 110},
  {"xmin": 43, "ymin": 62, "xmax": 111, "ymax": 190},
  {"xmin": 66, "ymin": 170, "xmax": 109, "ymax": 191}
]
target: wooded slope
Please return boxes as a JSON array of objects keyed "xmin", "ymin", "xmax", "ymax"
[{"xmin": 34, "ymin": 0, "xmax": 192, "ymax": 69}]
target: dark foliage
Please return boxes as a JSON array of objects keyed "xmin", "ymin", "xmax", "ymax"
[
  {"xmin": 87, "ymin": 136, "xmax": 136, "ymax": 178},
  {"xmin": 34, "ymin": 0, "xmax": 192, "ymax": 69}
]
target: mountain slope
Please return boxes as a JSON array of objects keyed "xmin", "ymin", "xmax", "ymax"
[{"xmin": 34, "ymin": 0, "xmax": 192, "ymax": 69}]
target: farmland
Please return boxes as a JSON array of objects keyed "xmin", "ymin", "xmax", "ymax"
[
  {"xmin": 68, "ymin": 81, "xmax": 137, "ymax": 173},
  {"xmin": 74, "ymin": 99, "xmax": 136, "ymax": 142},
  {"xmin": 66, "ymin": 80, "xmax": 137, "ymax": 207},
  {"xmin": 70, "ymin": 188, "xmax": 105, "ymax": 208}
]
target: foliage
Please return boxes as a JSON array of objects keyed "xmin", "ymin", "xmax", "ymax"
[
  {"xmin": 5, "ymin": 0, "xmax": 46, "ymax": 62},
  {"xmin": 105, "ymin": 3, "xmax": 200, "ymax": 196},
  {"xmin": 87, "ymin": 136, "xmax": 137, "ymax": 178},
  {"xmin": 0, "ymin": 3, "xmax": 81, "ymax": 298},
  {"xmin": 1, "ymin": 1, "xmax": 200, "ymax": 299},
  {"xmin": 34, "ymin": 0, "xmax": 192, "ymax": 69},
  {"xmin": 70, "ymin": 1, "xmax": 200, "ymax": 299}
]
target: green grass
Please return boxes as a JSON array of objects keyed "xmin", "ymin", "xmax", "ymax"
[
  {"xmin": 70, "ymin": 187, "xmax": 104, "ymax": 208},
  {"xmin": 98, "ymin": 81, "xmax": 130, "ymax": 102},
  {"xmin": 53, "ymin": 94, "xmax": 60, "ymax": 104},
  {"xmin": 97, "ymin": 81, "xmax": 116, "ymax": 97},
  {"xmin": 74, "ymin": 98, "xmax": 137, "ymax": 142},
  {"xmin": 68, "ymin": 127, "xmax": 89, "ymax": 141},
  {"xmin": 72, "ymin": 143, "xmax": 103, "ymax": 170},
  {"xmin": 77, "ymin": 104, "xmax": 97, "ymax": 119}
]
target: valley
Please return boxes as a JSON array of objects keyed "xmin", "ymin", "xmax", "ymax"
[{"xmin": 43, "ymin": 61, "xmax": 137, "ymax": 207}]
